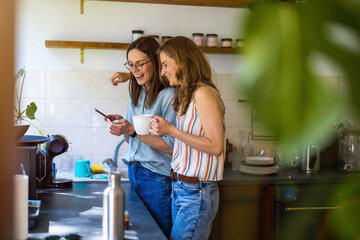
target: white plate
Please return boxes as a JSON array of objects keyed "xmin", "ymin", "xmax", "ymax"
[
  {"xmin": 239, "ymin": 161, "xmax": 279, "ymax": 175},
  {"xmin": 245, "ymin": 156, "xmax": 274, "ymax": 165}
]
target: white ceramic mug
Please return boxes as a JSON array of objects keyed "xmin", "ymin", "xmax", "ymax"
[{"xmin": 133, "ymin": 114, "xmax": 153, "ymax": 135}]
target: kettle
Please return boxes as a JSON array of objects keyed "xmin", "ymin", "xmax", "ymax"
[{"xmin": 299, "ymin": 143, "xmax": 320, "ymax": 173}]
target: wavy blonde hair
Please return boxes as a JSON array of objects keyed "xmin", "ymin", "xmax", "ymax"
[{"xmin": 158, "ymin": 36, "xmax": 219, "ymax": 116}]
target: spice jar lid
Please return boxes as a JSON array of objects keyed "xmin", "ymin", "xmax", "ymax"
[
  {"xmin": 132, "ymin": 30, "xmax": 144, "ymax": 34},
  {"xmin": 221, "ymin": 38, "xmax": 233, "ymax": 41},
  {"xmin": 206, "ymin": 34, "xmax": 218, "ymax": 37},
  {"xmin": 193, "ymin": 33, "xmax": 204, "ymax": 36}
]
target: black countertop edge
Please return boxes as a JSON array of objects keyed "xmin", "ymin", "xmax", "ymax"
[{"xmin": 219, "ymin": 168, "xmax": 360, "ymax": 186}]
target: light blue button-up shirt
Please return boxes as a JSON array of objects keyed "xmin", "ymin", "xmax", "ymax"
[{"xmin": 122, "ymin": 87, "xmax": 176, "ymax": 176}]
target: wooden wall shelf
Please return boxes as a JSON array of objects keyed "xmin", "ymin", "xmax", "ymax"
[
  {"xmin": 85, "ymin": 0, "xmax": 254, "ymax": 8},
  {"xmin": 45, "ymin": 40, "xmax": 241, "ymax": 63},
  {"xmin": 45, "ymin": 40, "xmax": 130, "ymax": 50}
]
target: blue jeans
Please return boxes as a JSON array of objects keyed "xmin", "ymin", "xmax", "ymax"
[
  {"xmin": 170, "ymin": 180, "xmax": 219, "ymax": 240},
  {"xmin": 128, "ymin": 162, "xmax": 172, "ymax": 238}
]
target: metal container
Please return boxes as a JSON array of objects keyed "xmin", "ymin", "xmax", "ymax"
[
  {"xmin": 299, "ymin": 143, "xmax": 320, "ymax": 173},
  {"xmin": 103, "ymin": 172, "xmax": 125, "ymax": 240},
  {"xmin": 339, "ymin": 127, "xmax": 360, "ymax": 171}
]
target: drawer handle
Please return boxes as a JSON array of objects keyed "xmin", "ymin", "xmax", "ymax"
[{"xmin": 285, "ymin": 206, "xmax": 339, "ymax": 211}]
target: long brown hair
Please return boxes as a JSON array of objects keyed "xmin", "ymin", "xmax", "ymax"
[
  {"xmin": 158, "ymin": 36, "xmax": 219, "ymax": 116},
  {"xmin": 127, "ymin": 36, "xmax": 169, "ymax": 108}
]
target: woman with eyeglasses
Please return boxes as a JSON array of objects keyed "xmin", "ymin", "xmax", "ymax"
[
  {"xmin": 150, "ymin": 36, "xmax": 225, "ymax": 240},
  {"xmin": 106, "ymin": 36, "xmax": 176, "ymax": 238}
]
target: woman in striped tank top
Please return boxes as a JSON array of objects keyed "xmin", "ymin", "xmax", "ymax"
[{"xmin": 151, "ymin": 36, "xmax": 225, "ymax": 240}]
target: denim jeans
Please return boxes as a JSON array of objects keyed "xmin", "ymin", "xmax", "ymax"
[
  {"xmin": 170, "ymin": 180, "xmax": 219, "ymax": 240},
  {"xmin": 128, "ymin": 162, "xmax": 172, "ymax": 238}
]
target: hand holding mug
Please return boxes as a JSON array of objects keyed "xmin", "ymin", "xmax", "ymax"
[
  {"xmin": 133, "ymin": 114, "xmax": 154, "ymax": 135},
  {"xmin": 150, "ymin": 115, "xmax": 174, "ymax": 136}
]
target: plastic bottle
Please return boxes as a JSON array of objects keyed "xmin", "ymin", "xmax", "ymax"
[{"xmin": 103, "ymin": 172, "xmax": 125, "ymax": 240}]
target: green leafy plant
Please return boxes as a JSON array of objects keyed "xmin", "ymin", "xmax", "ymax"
[
  {"xmin": 14, "ymin": 68, "xmax": 45, "ymax": 135},
  {"xmin": 241, "ymin": 0, "xmax": 360, "ymax": 238},
  {"xmin": 242, "ymin": 0, "xmax": 359, "ymax": 150}
]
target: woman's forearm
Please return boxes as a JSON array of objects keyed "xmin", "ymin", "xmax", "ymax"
[
  {"xmin": 136, "ymin": 134, "xmax": 173, "ymax": 154},
  {"xmin": 169, "ymin": 125, "xmax": 224, "ymax": 157}
]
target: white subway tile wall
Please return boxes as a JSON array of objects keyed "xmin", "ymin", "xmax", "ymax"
[
  {"xmin": 23, "ymin": 70, "xmax": 130, "ymax": 170},
  {"xmin": 21, "ymin": 70, "xmax": 358, "ymax": 172}
]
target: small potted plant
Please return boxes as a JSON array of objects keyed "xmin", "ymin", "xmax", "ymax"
[{"xmin": 13, "ymin": 68, "xmax": 43, "ymax": 139}]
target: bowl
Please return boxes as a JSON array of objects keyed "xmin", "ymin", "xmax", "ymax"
[{"xmin": 14, "ymin": 123, "xmax": 30, "ymax": 139}]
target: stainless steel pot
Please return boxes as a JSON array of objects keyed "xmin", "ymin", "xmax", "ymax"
[{"xmin": 299, "ymin": 143, "xmax": 320, "ymax": 173}]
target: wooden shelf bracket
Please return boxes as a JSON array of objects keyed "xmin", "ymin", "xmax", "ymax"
[
  {"xmin": 81, "ymin": 0, "xmax": 84, "ymax": 14},
  {"xmin": 80, "ymin": 48, "xmax": 84, "ymax": 63}
]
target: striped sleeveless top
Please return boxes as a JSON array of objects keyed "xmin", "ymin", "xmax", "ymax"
[{"xmin": 171, "ymin": 99, "xmax": 225, "ymax": 181}]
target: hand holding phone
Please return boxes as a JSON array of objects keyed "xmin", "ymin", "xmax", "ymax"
[{"xmin": 94, "ymin": 107, "xmax": 113, "ymax": 121}]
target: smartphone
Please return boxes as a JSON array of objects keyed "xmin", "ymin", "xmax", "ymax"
[{"xmin": 94, "ymin": 107, "xmax": 113, "ymax": 121}]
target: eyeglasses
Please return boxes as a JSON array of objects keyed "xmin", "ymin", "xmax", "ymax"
[
  {"xmin": 45, "ymin": 234, "xmax": 82, "ymax": 240},
  {"xmin": 124, "ymin": 59, "xmax": 151, "ymax": 71}
]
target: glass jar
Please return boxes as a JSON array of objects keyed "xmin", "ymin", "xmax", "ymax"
[
  {"xmin": 132, "ymin": 30, "xmax": 144, "ymax": 42},
  {"xmin": 339, "ymin": 127, "xmax": 360, "ymax": 171},
  {"xmin": 236, "ymin": 39, "xmax": 244, "ymax": 48},
  {"xmin": 206, "ymin": 34, "xmax": 218, "ymax": 47},
  {"xmin": 192, "ymin": 33, "xmax": 204, "ymax": 46},
  {"xmin": 221, "ymin": 38, "xmax": 233, "ymax": 48}
]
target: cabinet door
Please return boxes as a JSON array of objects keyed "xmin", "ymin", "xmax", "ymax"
[{"xmin": 210, "ymin": 186, "xmax": 263, "ymax": 240}]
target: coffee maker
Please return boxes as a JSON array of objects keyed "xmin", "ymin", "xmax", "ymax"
[{"xmin": 36, "ymin": 134, "xmax": 73, "ymax": 189}]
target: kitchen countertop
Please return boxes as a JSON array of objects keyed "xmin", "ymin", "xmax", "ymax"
[
  {"xmin": 28, "ymin": 181, "xmax": 166, "ymax": 240},
  {"xmin": 27, "ymin": 168, "xmax": 359, "ymax": 239},
  {"xmin": 219, "ymin": 167, "xmax": 360, "ymax": 186}
]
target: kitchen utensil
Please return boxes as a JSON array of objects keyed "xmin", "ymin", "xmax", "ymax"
[{"xmin": 299, "ymin": 142, "xmax": 320, "ymax": 173}]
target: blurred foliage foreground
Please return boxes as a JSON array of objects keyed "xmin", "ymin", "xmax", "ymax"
[{"xmin": 241, "ymin": 0, "xmax": 360, "ymax": 238}]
